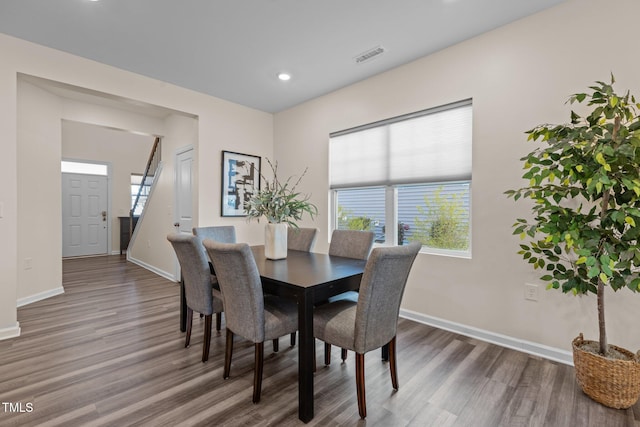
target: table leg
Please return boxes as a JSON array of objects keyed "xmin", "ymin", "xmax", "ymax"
[
  {"xmin": 297, "ymin": 292, "xmax": 314, "ymax": 423},
  {"xmin": 180, "ymin": 278, "xmax": 187, "ymax": 332}
]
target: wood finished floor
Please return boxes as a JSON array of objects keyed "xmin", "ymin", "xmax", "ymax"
[{"xmin": 0, "ymin": 255, "xmax": 638, "ymax": 427}]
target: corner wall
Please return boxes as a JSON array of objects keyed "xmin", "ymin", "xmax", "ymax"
[
  {"xmin": 129, "ymin": 114, "xmax": 199, "ymax": 279},
  {"xmin": 274, "ymin": 0, "xmax": 640, "ymax": 355},
  {"xmin": 0, "ymin": 33, "xmax": 273, "ymax": 339}
]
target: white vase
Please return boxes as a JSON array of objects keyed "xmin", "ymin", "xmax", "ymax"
[{"xmin": 265, "ymin": 223, "xmax": 288, "ymax": 260}]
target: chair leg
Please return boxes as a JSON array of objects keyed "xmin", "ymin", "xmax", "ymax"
[
  {"xmin": 389, "ymin": 336, "xmax": 399, "ymax": 390},
  {"xmin": 381, "ymin": 343, "xmax": 389, "ymax": 361},
  {"xmin": 185, "ymin": 307, "xmax": 193, "ymax": 348},
  {"xmin": 356, "ymin": 353, "xmax": 367, "ymax": 419},
  {"xmin": 272, "ymin": 338, "xmax": 279, "ymax": 352},
  {"xmin": 341, "ymin": 348, "xmax": 348, "ymax": 361},
  {"xmin": 290, "ymin": 332, "xmax": 296, "ymax": 346},
  {"xmin": 215, "ymin": 312, "xmax": 222, "ymax": 331},
  {"xmin": 224, "ymin": 329, "xmax": 234, "ymax": 379},
  {"xmin": 324, "ymin": 342, "xmax": 332, "ymax": 365},
  {"xmin": 202, "ymin": 314, "xmax": 212, "ymax": 363},
  {"xmin": 253, "ymin": 342, "xmax": 264, "ymax": 403}
]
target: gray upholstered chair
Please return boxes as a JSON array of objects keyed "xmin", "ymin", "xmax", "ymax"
[
  {"xmin": 287, "ymin": 227, "xmax": 318, "ymax": 252},
  {"xmin": 327, "ymin": 229, "xmax": 375, "ymax": 306},
  {"xmin": 192, "ymin": 225, "xmax": 236, "ymax": 329},
  {"xmin": 193, "ymin": 225, "xmax": 236, "ymax": 246},
  {"xmin": 203, "ymin": 240, "xmax": 298, "ymax": 404},
  {"xmin": 326, "ymin": 229, "xmax": 375, "ymax": 361},
  {"xmin": 328, "ymin": 229, "xmax": 375, "ymax": 260},
  {"xmin": 167, "ymin": 233, "xmax": 224, "ymax": 363},
  {"xmin": 313, "ymin": 241, "xmax": 421, "ymax": 418},
  {"xmin": 194, "ymin": 226, "xmax": 287, "ymax": 353}
]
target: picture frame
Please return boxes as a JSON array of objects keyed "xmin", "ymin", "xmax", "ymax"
[{"xmin": 221, "ymin": 150, "xmax": 261, "ymax": 217}]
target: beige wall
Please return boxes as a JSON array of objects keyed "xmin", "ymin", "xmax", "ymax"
[
  {"xmin": 17, "ymin": 81, "xmax": 63, "ymax": 303},
  {"xmin": 61, "ymin": 120, "xmax": 155, "ymax": 254},
  {"xmin": 0, "ymin": 33, "xmax": 273, "ymax": 339},
  {"xmin": 0, "ymin": 66, "xmax": 19, "ymax": 338},
  {"xmin": 274, "ymin": 0, "xmax": 640, "ymax": 354}
]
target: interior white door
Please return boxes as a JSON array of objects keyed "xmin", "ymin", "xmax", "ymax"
[
  {"xmin": 175, "ymin": 149, "xmax": 193, "ymax": 234},
  {"xmin": 62, "ymin": 173, "xmax": 108, "ymax": 257}
]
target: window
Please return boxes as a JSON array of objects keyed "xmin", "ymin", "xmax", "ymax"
[
  {"xmin": 330, "ymin": 100, "xmax": 472, "ymax": 256},
  {"xmin": 336, "ymin": 187, "xmax": 386, "ymax": 242},
  {"xmin": 61, "ymin": 160, "xmax": 107, "ymax": 176},
  {"xmin": 131, "ymin": 174, "xmax": 149, "ymax": 216}
]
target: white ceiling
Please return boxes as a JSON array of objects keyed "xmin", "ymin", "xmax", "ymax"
[{"xmin": 0, "ymin": 0, "xmax": 564, "ymax": 113}]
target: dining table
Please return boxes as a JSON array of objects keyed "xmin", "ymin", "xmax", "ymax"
[{"xmin": 179, "ymin": 245, "xmax": 366, "ymax": 423}]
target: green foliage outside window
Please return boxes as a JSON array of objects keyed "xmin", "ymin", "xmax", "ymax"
[
  {"xmin": 337, "ymin": 206, "xmax": 374, "ymax": 231},
  {"xmin": 411, "ymin": 187, "xmax": 469, "ymax": 250}
]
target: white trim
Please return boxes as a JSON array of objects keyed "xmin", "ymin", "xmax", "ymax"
[
  {"xmin": 399, "ymin": 308, "xmax": 573, "ymax": 365},
  {"xmin": 173, "ymin": 146, "xmax": 194, "ymax": 280},
  {"xmin": 419, "ymin": 246, "xmax": 472, "ymax": 259},
  {"xmin": 17, "ymin": 287, "xmax": 65, "ymax": 307},
  {"xmin": 0, "ymin": 323, "xmax": 21, "ymax": 341},
  {"xmin": 127, "ymin": 255, "xmax": 175, "ymax": 282}
]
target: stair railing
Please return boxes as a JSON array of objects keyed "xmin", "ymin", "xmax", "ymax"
[{"xmin": 129, "ymin": 136, "xmax": 161, "ymax": 240}]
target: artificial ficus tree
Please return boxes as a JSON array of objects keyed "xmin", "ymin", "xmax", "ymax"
[{"xmin": 505, "ymin": 75, "xmax": 640, "ymax": 356}]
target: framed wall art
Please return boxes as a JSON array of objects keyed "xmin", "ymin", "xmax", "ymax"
[{"xmin": 221, "ymin": 150, "xmax": 261, "ymax": 216}]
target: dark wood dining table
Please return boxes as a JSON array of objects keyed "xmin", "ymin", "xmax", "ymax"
[{"xmin": 179, "ymin": 245, "xmax": 366, "ymax": 423}]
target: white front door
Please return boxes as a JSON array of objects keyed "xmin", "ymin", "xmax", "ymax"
[
  {"xmin": 62, "ymin": 173, "xmax": 109, "ymax": 257},
  {"xmin": 175, "ymin": 148, "xmax": 193, "ymax": 234}
]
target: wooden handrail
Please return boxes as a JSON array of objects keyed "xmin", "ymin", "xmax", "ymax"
[{"xmin": 129, "ymin": 136, "xmax": 161, "ymax": 240}]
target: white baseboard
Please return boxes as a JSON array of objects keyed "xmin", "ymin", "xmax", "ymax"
[
  {"xmin": 127, "ymin": 255, "xmax": 175, "ymax": 282},
  {"xmin": 0, "ymin": 322, "xmax": 21, "ymax": 340},
  {"xmin": 119, "ymin": 256, "xmax": 573, "ymax": 365},
  {"xmin": 399, "ymin": 308, "xmax": 573, "ymax": 366},
  {"xmin": 17, "ymin": 287, "xmax": 65, "ymax": 308}
]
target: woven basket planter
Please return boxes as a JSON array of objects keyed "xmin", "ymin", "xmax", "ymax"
[{"xmin": 572, "ymin": 333, "xmax": 640, "ymax": 409}]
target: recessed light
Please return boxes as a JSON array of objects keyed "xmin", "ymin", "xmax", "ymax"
[{"xmin": 277, "ymin": 73, "xmax": 291, "ymax": 81}]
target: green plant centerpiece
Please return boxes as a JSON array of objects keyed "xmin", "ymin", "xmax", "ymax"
[
  {"xmin": 506, "ymin": 75, "xmax": 640, "ymax": 408},
  {"xmin": 244, "ymin": 158, "xmax": 317, "ymax": 259}
]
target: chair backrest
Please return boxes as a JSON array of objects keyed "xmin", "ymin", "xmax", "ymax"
[
  {"xmin": 354, "ymin": 242, "xmax": 421, "ymax": 353},
  {"xmin": 328, "ymin": 229, "xmax": 375, "ymax": 260},
  {"xmin": 203, "ymin": 240, "xmax": 265, "ymax": 343},
  {"xmin": 192, "ymin": 225, "xmax": 236, "ymax": 244},
  {"xmin": 167, "ymin": 233, "xmax": 214, "ymax": 315},
  {"xmin": 287, "ymin": 227, "xmax": 318, "ymax": 252}
]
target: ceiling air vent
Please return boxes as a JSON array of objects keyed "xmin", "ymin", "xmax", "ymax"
[{"xmin": 354, "ymin": 45, "xmax": 385, "ymax": 64}]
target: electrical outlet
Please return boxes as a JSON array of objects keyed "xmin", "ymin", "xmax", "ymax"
[
  {"xmin": 24, "ymin": 258, "xmax": 33, "ymax": 270},
  {"xmin": 147, "ymin": 240, "xmax": 151, "ymax": 248},
  {"xmin": 524, "ymin": 283, "xmax": 538, "ymax": 301}
]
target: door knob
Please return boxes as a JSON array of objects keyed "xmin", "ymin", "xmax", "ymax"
[
  {"xmin": 102, "ymin": 211, "xmax": 107, "ymax": 222},
  {"xmin": 174, "ymin": 222, "xmax": 180, "ymax": 227}
]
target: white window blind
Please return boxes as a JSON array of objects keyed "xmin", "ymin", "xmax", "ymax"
[{"xmin": 330, "ymin": 100, "xmax": 472, "ymax": 189}]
